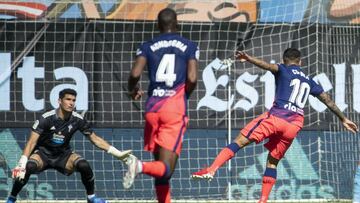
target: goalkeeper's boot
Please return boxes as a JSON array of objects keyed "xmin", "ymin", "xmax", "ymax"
[
  {"xmin": 87, "ymin": 195, "xmax": 108, "ymax": 203},
  {"xmin": 6, "ymin": 196, "xmax": 16, "ymax": 203},
  {"xmin": 191, "ymin": 167, "xmax": 215, "ymax": 181},
  {"xmin": 123, "ymin": 154, "xmax": 140, "ymax": 189}
]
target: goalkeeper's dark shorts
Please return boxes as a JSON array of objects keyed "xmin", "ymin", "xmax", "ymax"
[{"xmin": 32, "ymin": 146, "xmax": 79, "ymax": 176}]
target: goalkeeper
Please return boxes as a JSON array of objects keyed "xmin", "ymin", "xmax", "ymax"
[
  {"xmin": 6, "ymin": 88, "xmax": 132, "ymax": 203},
  {"xmin": 191, "ymin": 48, "xmax": 358, "ymax": 203}
]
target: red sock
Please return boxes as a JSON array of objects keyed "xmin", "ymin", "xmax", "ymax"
[
  {"xmin": 259, "ymin": 176, "xmax": 276, "ymax": 203},
  {"xmin": 209, "ymin": 147, "xmax": 235, "ymax": 171},
  {"xmin": 142, "ymin": 161, "xmax": 167, "ymax": 178},
  {"xmin": 155, "ymin": 184, "xmax": 171, "ymax": 203}
]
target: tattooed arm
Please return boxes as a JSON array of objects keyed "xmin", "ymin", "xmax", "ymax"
[
  {"xmin": 235, "ymin": 51, "xmax": 278, "ymax": 73},
  {"xmin": 317, "ymin": 92, "xmax": 345, "ymax": 121},
  {"xmin": 316, "ymin": 92, "xmax": 358, "ymax": 133}
]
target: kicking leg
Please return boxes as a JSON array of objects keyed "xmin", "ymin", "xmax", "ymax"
[
  {"xmin": 191, "ymin": 133, "xmax": 253, "ymax": 180},
  {"xmin": 258, "ymin": 154, "xmax": 279, "ymax": 203},
  {"xmin": 123, "ymin": 112, "xmax": 182, "ymax": 190},
  {"xmin": 139, "ymin": 147, "xmax": 177, "ymax": 179},
  {"xmin": 122, "ymin": 147, "xmax": 177, "ymax": 203}
]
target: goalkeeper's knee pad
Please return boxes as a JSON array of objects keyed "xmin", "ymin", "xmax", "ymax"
[
  {"xmin": 76, "ymin": 159, "xmax": 95, "ymax": 194},
  {"xmin": 26, "ymin": 161, "xmax": 38, "ymax": 174},
  {"xmin": 75, "ymin": 159, "xmax": 94, "ymax": 180},
  {"xmin": 15, "ymin": 161, "xmax": 37, "ymax": 185}
]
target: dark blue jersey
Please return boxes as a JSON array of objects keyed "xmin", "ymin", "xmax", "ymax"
[
  {"xmin": 136, "ymin": 33, "xmax": 199, "ymax": 114},
  {"xmin": 269, "ymin": 64, "xmax": 324, "ymax": 126}
]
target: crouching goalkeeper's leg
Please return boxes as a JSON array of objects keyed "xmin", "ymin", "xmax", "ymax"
[
  {"xmin": 74, "ymin": 158, "xmax": 108, "ymax": 203},
  {"xmin": 7, "ymin": 160, "xmax": 38, "ymax": 203}
]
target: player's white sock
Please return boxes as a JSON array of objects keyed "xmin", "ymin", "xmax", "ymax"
[
  {"xmin": 137, "ymin": 160, "xmax": 143, "ymax": 173},
  {"xmin": 87, "ymin": 194, "xmax": 95, "ymax": 199}
]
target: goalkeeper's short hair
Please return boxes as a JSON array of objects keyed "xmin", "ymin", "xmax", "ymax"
[{"xmin": 59, "ymin": 88, "xmax": 77, "ymax": 99}]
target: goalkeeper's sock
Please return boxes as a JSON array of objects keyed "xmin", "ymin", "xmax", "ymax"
[
  {"xmin": 142, "ymin": 161, "xmax": 170, "ymax": 178},
  {"xmin": 259, "ymin": 168, "xmax": 277, "ymax": 203},
  {"xmin": 87, "ymin": 194, "xmax": 95, "ymax": 200},
  {"xmin": 75, "ymin": 159, "xmax": 95, "ymax": 195},
  {"xmin": 155, "ymin": 183, "xmax": 171, "ymax": 203},
  {"xmin": 10, "ymin": 179, "xmax": 27, "ymax": 197},
  {"xmin": 209, "ymin": 142, "xmax": 240, "ymax": 172},
  {"xmin": 353, "ymin": 164, "xmax": 360, "ymax": 203}
]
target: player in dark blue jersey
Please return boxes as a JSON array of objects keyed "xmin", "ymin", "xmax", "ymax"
[
  {"xmin": 125, "ymin": 8, "xmax": 199, "ymax": 203},
  {"xmin": 7, "ymin": 89, "xmax": 132, "ymax": 203},
  {"xmin": 191, "ymin": 48, "xmax": 358, "ymax": 203}
]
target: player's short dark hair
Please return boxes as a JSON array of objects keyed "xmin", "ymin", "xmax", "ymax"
[
  {"xmin": 157, "ymin": 8, "xmax": 177, "ymax": 32},
  {"xmin": 283, "ymin": 48, "xmax": 301, "ymax": 63},
  {"xmin": 59, "ymin": 88, "xmax": 77, "ymax": 99}
]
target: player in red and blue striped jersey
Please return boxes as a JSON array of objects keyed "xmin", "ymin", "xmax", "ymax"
[
  {"xmin": 191, "ymin": 48, "xmax": 358, "ymax": 203},
  {"xmin": 125, "ymin": 8, "xmax": 199, "ymax": 203}
]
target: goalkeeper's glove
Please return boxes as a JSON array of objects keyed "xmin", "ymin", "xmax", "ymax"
[
  {"xmin": 12, "ymin": 155, "xmax": 28, "ymax": 181},
  {"xmin": 107, "ymin": 146, "xmax": 132, "ymax": 161}
]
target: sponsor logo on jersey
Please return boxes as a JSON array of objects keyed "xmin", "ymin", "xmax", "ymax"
[
  {"xmin": 152, "ymin": 87, "xmax": 176, "ymax": 97},
  {"xmin": 52, "ymin": 133, "xmax": 65, "ymax": 144},
  {"xmin": 284, "ymin": 102, "xmax": 304, "ymax": 115}
]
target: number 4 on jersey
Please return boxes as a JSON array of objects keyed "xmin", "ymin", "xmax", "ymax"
[{"xmin": 156, "ymin": 54, "xmax": 177, "ymax": 87}]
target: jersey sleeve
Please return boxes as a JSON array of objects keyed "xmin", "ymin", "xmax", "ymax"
[
  {"xmin": 188, "ymin": 43, "xmax": 199, "ymax": 61},
  {"xmin": 309, "ymin": 78, "xmax": 324, "ymax": 96},
  {"xmin": 79, "ymin": 118, "xmax": 93, "ymax": 136},
  {"xmin": 273, "ymin": 63, "xmax": 285, "ymax": 77},
  {"xmin": 31, "ymin": 116, "xmax": 48, "ymax": 135},
  {"xmin": 136, "ymin": 43, "xmax": 147, "ymax": 58}
]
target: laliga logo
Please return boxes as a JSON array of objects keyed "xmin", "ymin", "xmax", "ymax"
[{"xmin": 0, "ymin": 53, "xmax": 88, "ymax": 111}]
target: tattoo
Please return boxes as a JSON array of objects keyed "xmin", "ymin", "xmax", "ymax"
[
  {"xmin": 317, "ymin": 92, "xmax": 345, "ymax": 121},
  {"xmin": 248, "ymin": 57, "xmax": 277, "ymax": 72}
]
